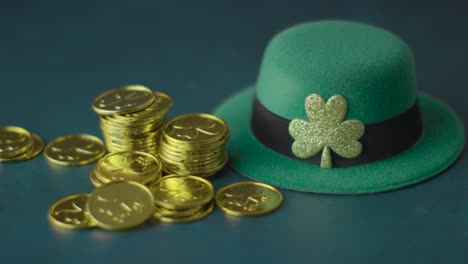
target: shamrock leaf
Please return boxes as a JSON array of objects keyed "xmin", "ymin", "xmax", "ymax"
[{"xmin": 288, "ymin": 94, "xmax": 365, "ymax": 168}]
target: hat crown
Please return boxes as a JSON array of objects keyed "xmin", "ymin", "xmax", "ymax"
[{"xmin": 256, "ymin": 21, "xmax": 417, "ymax": 124}]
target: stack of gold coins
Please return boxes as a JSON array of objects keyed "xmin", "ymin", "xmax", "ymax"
[
  {"xmin": 152, "ymin": 175, "xmax": 215, "ymax": 223},
  {"xmin": 0, "ymin": 126, "xmax": 44, "ymax": 162},
  {"xmin": 90, "ymin": 151, "xmax": 162, "ymax": 188},
  {"xmin": 92, "ymin": 85, "xmax": 173, "ymax": 156},
  {"xmin": 158, "ymin": 114, "xmax": 229, "ymax": 177}
]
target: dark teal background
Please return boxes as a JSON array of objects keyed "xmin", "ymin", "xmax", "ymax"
[{"xmin": 1, "ymin": 1, "xmax": 467, "ymax": 263}]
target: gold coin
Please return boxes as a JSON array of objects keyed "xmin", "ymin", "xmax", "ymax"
[
  {"xmin": 159, "ymin": 155, "xmax": 224, "ymax": 169},
  {"xmin": 161, "ymin": 169, "xmax": 220, "ymax": 178},
  {"xmin": 159, "ymin": 140, "xmax": 225, "ymax": 155},
  {"xmin": 96, "ymin": 151, "xmax": 161, "ymax": 184},
  {"xmin": 158, "ymin": 151, "xmax": 221, "ymax": 163},
  {"xmin": 101, "ymin": 113, "xmax": 165, "ymax": 127},
  {"xmin": 93, "ymin": 164, "xmax": 162, "ymax": 186},
  {"xmin": 153, "ymin": 204, "xmax": 203, "ymax": 219},
  {"xmin": 161, "ymin": 156, "xmax": 226, "ymax": 170},
  {"xmin": 216, "ymin": 182, "xmax": 283, "ymax": 216},
  {"xmin": 91, "ymin": 167, "xmax": 160, "ymax": 190},
  {"xmin": 87, "ymin": 181, "xmax": 155, "ymax": 230},
  {"xmin": 154, "ymin": 202, "xmax": 214, "ymax": 223},
  {"xmin": 0, "ymin": 126, "xmax": 33, "ymax": 158},
  {"xmin": 48, "ymin": 194, "xmax": 96, "ymax": 229},
  {"xmin": 100, "ymin": 117, "xmax": 162, "ymax": 135},
  {"xmin": 44, "ymin": 134, "xmax": 106, "ymax": 166},
  {"xmin": 105, "ymin": 146, "xmax": 154, "ymax": 154},
  {"xmin": 117, "ymin": 92, "xmax": 173, "ymax": 120},
  {"xmin": 101, "ymin": 127, "xmax": 159, "ymax": 138},
  {"xmin": 90, "ymin": 169, "xmax": 104, "ymax": 187},
  {"xmin": 161, "ymin": 153, "xmax": 228, "ymax": 176},
  {"xmin": 0, "ymin": 133, "xmax": 44, "ymax": 162},
  {"xmin": 104, "ymin": 133, "xmax": 160, "ymax": 144},
  {"xmin": 153, "ymin": 175, "xmax": 214, "ymax": 210},
  {"xmin": 25, "ymin": 133, "xmax": 45, "ymax": 159},
  {"xmin": 162, "ymin": 131, "xmax": 230, "ymax": 147},
  {"xmin": 161, "ymin": 162, "xmax": 225, "ymax": 177},
  {"xmin": 163, "ymin": 114, "xmax": 228, "ymax": 144},
  {"xmin": 159, "ymin": 151, "xmax": 225, "ymax": 167},
  {"xmin": 103, "ymin": 137, "xmax": 158, "ymax": 147},
  {"xmin": 92, "ymin": 85, "xmax": 155, "ymax": 115}
]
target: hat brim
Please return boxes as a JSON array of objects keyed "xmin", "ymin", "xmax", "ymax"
[{"xmin": 213, "ymin": 87, "xmax": 465, "ymax": 194}]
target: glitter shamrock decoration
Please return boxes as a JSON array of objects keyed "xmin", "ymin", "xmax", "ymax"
[{"xmin": 288, "ymin": 94, "xmax": 365, "ymax": 168}]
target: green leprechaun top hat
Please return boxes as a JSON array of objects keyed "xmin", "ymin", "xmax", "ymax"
[{"xmin": 214, "ymin": 20, "xmax": 465, "ymax": 194}]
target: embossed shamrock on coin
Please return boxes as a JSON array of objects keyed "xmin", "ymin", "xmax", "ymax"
[
  {"xmin": 152, "ymin": 175, "xmax": 214, "ymax": 210},
  {"xmin": 164, "ymin": 114, "xmax": 228, "ymax": 144},
  {"xmin": 0, "ymin": 132, "xmax": 44, "ymax": 162},
  {"xmin": 216, "ymin": 182, "xmax": 283, "ymax": 216},
  {"xmin": 44, "ymin": 134, "xmax": 106, "ymax": 166},
  {"xmin": 0, "ymin": 126, "xmax": 33, "ymax": 158},
  {"xmin": 48, "ymin": 194, "xmax": 96, "ymax": 229},
  {"xmin": 117, "ymin": 92, "xmax": 173, "ymax": 120},
  {"xmin": 95, "ymin": 151, "xmax": 162, "ymax": 184},
  {"xmin": 87, "ymin": 181, "xmax": 155, "ymax": 230},
  {"xmin": 92, "ymin": 85, "xmax": 155, "ymax": 115}
]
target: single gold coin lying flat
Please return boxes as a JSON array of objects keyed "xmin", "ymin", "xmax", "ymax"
[
  {"xmin": 48, "ymin": 194, "xmax": 96, "ymax": 229},
  {"xmin": 92, "ymin": 85, "xmax": 155, "ymax": 115},
  {"xmin": 44, "ymin": 134, "xmax": 106, "ymax": 166},
  {"xmin": 0, "ymin": 126, "xmax": 33, "ymax": 158},
  {"xmin": 152, "ymin": 175, "xmax": 214, "ymax": 210},
  {"xmin": 0, "ymin": 133, "xmax": 44, "ymax": 162},
  {"xmin": 96, "ymin": 151, "xmax": 161, "ymax": 184},
  {"xmin": 216, "ymin": 182, "xmax": 283, "ymax": 216},
  {"xmin": 154, "ymin": 202, "xmax": 214, "ymax": 223},
  {"xmin": 87, "ymin": 181, "xmax": 155, "ymax": 230},
  {"xmin": 164, "ymin": 114, "xmax": 228, "ymax": 144}
]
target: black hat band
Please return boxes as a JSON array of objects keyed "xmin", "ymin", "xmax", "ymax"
[{"xmin": 251, "ymin": 97, "xmax": 423, "ymax": 168}]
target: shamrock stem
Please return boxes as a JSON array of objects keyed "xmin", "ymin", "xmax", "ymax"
[{"xmin": 321, "ymin": 146, "xmax": 332, "ymax": 168}]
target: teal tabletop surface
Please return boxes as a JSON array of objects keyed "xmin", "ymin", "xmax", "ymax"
[{"xmin": 1, "ymin": 1, "xmax": 467, "ymax": 263}]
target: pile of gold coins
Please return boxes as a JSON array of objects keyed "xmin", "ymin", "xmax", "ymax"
[
  {"xmin": 0, "ymin": 126, "xmax": 44, "ymax": 162},
  {"xmin": 49, "ymin": 181, "xmax": 154, "ymax": 230},
  {"xmin": 0, "ymin": 84, "xmax": 286, "ymax": 231},
  {"xmin": 92, "ymin": 85, "xmax": 173, "ymax": 156},
  {"xmin": 90, "ymin": 151, "xmax": 162, "ymax": 188},
  {"xmin": 2, "ymin": 84, "xmax": 286, "ymax": 233},
  {"xmin": 49, "ymin": 174, "xmax": 284, "ymax": 230},
  {"xmin": 0, "ymin": 127, "xmax": 107, "ymax": 166},
  {"xmin": 159, "ymin": 113, "xmax": 230, "ymax": 177}
]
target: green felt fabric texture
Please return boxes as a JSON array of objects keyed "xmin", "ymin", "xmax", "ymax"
[
  {"xmin": 214, "ymin": 88, "xmax": 464, "ymax": 194},
  {"xmin": 256, "ymin": 21, "xmax": 417, "ymax": 124}
]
